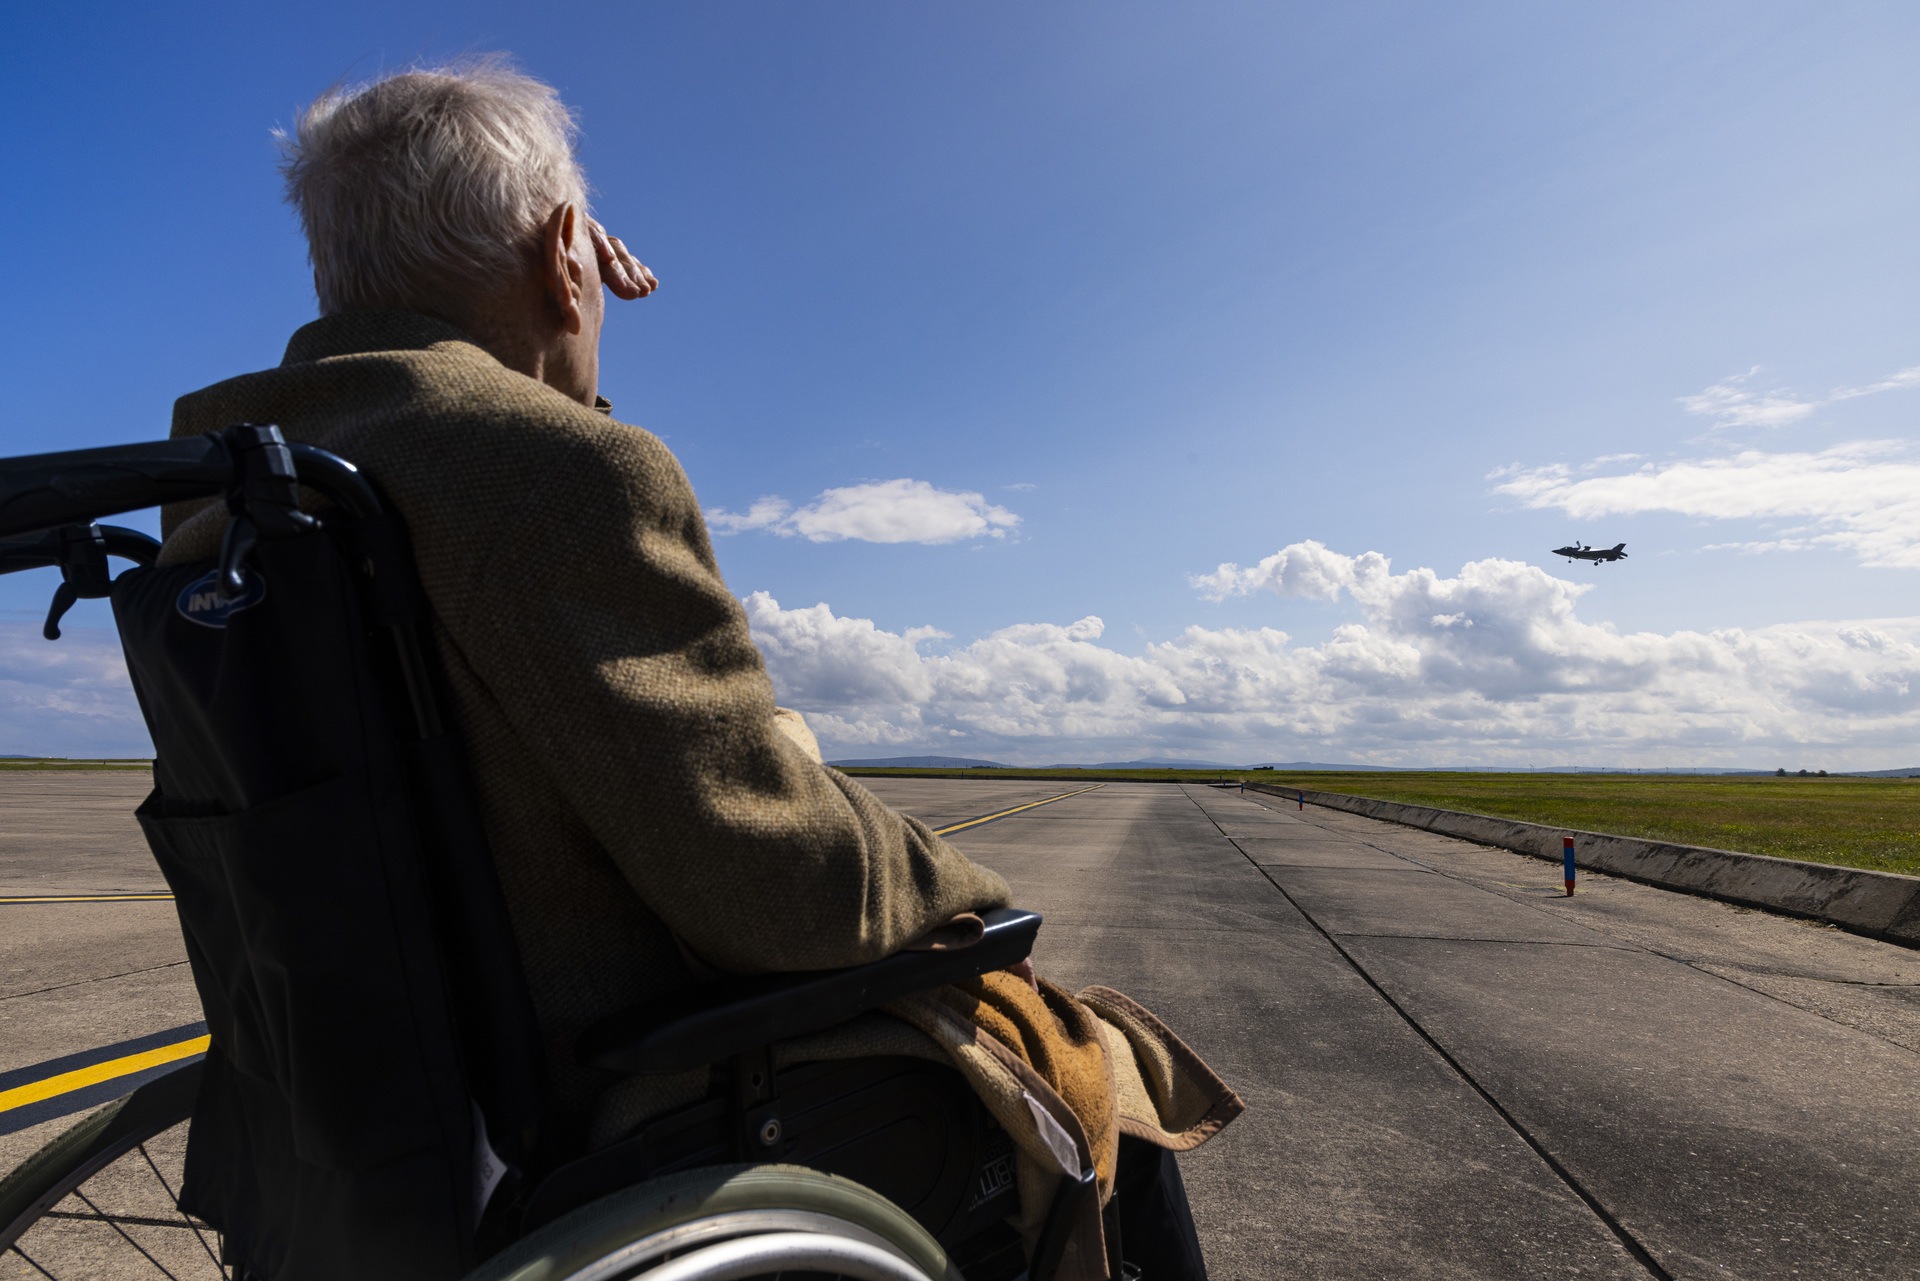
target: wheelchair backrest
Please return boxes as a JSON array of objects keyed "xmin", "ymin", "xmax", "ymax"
[{"xmin": 0, "ymin": 426, "xmax": 548, "ymax": 1281}]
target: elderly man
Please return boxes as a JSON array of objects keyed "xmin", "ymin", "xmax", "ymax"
[{"xmin": 161, "ymin": 61, "xmax": 1226, "ymax": 1280}]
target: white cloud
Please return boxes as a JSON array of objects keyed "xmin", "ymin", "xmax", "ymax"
[
  {"xmin": 1493, "ymin": 441, "xmax": 1920, "ymax": 569},
  {"xmin": 1679, "ymin": 368, "xmax": 1816, "ymax": 429},
  {"xmin": 0, "ymin": 623, "xmax": 151, "ymax": 757},
  {"xmin": 706, "ymin": 496, "xmax": 794, "ymax": 535},
  {"xmin": 1680, "ymin": 362, "xmax": 1920, "ymax": 429},
  {"xmin": 709, "ymin": 479, "xmax": 1020, "ymax": 544},
  {"xmin": 745, "ymin": 547, "xmax": 1920, "ymax": 767},
  {"xmin": 1191, "ymin": 539, "xmax": 1383, "ymax": 602},
  {"xmin": 1832, "ymin": 365, "xmax": 1920, "ymax": 402},
  {"xmin": 4, "ymin": 554, "xmax": 1912, "ymax": 767}
]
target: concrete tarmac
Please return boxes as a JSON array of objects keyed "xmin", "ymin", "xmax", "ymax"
[
  {"xmin": 6, "ymin": 773, "xmax": 1920, "ymax": 1280},
  {"xmin": 0, "ymin": 772, "xmax": 202, "ymax": 1180},
  {"xmin": 864, "ymin": 778, "xmax": 1920, "ymax": 1281}
]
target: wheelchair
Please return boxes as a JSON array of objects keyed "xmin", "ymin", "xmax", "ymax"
[{"xmin": 0, "ymin": 426, "xmax": 1089, "ymax": 1281}]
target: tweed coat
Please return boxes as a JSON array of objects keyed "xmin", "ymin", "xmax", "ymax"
[{"xmin": 159, "ymin": 311, "xmax": 1013, "ymax": 1133}]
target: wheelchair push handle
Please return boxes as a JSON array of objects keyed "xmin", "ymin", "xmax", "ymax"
[
  {"xmin": 0, "ymin": 425, "xmax": 391, "ymax": 638},
  {"xmin": 0, "ymin": 426, "xmax": 384, "ymax": 543},
  {"xmin": 0, "ymin": 435, "xmax": 232, "ymax": 540}
]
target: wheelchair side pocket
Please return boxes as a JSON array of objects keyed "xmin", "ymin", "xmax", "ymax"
[{"xmin": 138, "ymin": 770, "xmax": 457, "ymax": 1174}]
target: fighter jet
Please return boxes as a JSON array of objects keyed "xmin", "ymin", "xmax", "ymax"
[{"xmin": 1552, "ymin": 542, "xmax": 1628, "ymax": 564}]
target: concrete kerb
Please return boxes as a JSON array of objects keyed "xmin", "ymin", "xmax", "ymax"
[{"xmin": 1243, "ymin": 782, "xmax": 1920, "ymax": 949}]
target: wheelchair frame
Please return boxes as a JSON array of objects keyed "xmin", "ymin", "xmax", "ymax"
[{"xmin": 0, "ymin": 425, "xmax": 1085, "ymax": 1281}]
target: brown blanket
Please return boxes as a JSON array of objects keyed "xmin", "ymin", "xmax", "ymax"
[{"xmin": 885, "ymin": 976, "xmax": 1243, "ymax": 1281}]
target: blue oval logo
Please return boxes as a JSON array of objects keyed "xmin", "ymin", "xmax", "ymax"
[{"xmin": 175, "ymin": 570, "xmax": 267, "ymax": 629}]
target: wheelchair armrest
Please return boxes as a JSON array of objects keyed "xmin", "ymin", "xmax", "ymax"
[{"xmin": 578, "ymin": 906, "xmax": 1042, "ymax": 1074}]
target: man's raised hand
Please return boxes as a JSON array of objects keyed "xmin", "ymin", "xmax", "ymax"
[{"xmin": 590, "ymin": 219, "xmax": 658, "ymax": 300}]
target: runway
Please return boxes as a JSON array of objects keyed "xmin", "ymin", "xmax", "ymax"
[
  {"xmin": 5, "ymin": 773, "xmax": 1920, "ymax": 1278},
  {"xmin": 865, "ymin": 778, "xmax": 1920, "ymax": 1280}
]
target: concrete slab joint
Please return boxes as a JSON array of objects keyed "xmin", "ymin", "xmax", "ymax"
[{"xmin": 1244, "ymin": 782, "xmax": 1920, "ymax": 949}]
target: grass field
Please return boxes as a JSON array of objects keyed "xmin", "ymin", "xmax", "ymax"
[
  {"xmin": 841, "ymin": 766, "xmax": 1920, "ymax": 878},
  {"xmin": 1255, "ymin": 771, "xmax": 1920, "ymax": 877}
]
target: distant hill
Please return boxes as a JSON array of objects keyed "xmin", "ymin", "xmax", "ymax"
[
  {"xmin": 1054, "ymin": 757, "xmax": 1243, "ymax": 769},
  {"xmin": 827, "ymin": 755, "xmax": 1009, "ymax": 769},
  {"xmin": 1266, "ymin": 764, "xmax": 1789, "ymax": 775}
]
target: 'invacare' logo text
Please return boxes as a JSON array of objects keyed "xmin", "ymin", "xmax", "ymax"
[{"xmin": 175, "ymin": 571, "xmax": 266, "ymax": 629}]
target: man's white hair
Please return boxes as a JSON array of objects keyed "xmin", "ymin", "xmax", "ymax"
[{"xmin": 280, "ymin": 58, "xmax": 589, "ymax": 316}]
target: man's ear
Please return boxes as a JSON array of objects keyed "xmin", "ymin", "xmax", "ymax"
[{"xmin": 540, "ymin": 202, "xmax": 587, "ymax": 336}]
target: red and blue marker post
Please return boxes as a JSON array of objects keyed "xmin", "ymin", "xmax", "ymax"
[
  {"xmin": 1562, "ymin": 836, "xmax": 1576, "ymax": 896},
  {"xmin": 1297, "ymin": 790, "xmax": 1304, "ymax": 811}
]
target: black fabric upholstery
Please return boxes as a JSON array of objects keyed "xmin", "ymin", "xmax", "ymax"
[{"xmin": 113, "ymin": 527, "xmax": 521, "ymax": 1280}]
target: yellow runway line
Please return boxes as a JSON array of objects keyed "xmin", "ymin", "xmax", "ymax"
[
  {"xmin": 0, "ymin": 893, "xmax": 174, "ymax": 905},
  {"xmin": 933, "ymin": 784, "xmax": 1106, "ymax": 836},
  {"xmin": 0, "ymin": 1035, "xmax": 209, "ymax": 1116}
]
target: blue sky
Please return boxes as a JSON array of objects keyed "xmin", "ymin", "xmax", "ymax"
[{"xmin": 2, "ymin": 2, "xmax": 1917, "ymax": 765}]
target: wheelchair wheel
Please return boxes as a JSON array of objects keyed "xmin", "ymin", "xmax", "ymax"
[
  {"xmin": 0, "ymin": 1063, "xmax": 226, "ymax": 1278},
  {"xmin": 468, "ymin": 1163, "xmax": 961, "ymax": 1281}
]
